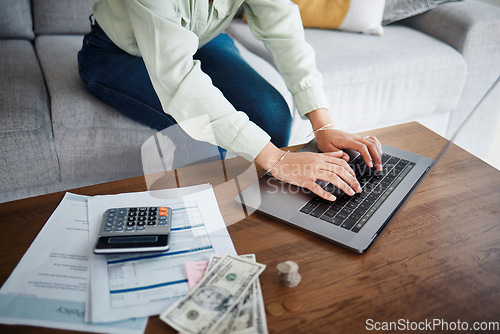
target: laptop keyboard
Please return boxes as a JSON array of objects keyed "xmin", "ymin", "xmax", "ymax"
[{"xmin": 299, "ymin": 153, "xmax": 415, "ymax": 233}]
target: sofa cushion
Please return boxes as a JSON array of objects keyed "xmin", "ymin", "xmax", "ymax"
[
  {"xmin": 0, "ymin": 40, "xmax": 60, "ymax": 193},
  {"xmin": 0, "ymin": 0, "xmax": 34, "ymax": 40},
  {"xmin": 35, "ymin": 35, "xmax": 158, "ymax": 131},
  {"xmin": 33, "ymin": 0, "xmax": 97, "ymax": 35},
  {"xmin": 306, "ymin": 25, "xmax": 467, "ymax": 126},
  {"xmin": 0, "ymin": 41, "xmax": 49, "ymax": 133},
  {"xmin": 35, "ymin": 35, "xmax": 157, "ymax": 183},
  {"xmin": 226, "ymin": 19, "xmax": 467, "ymax": 143},
  {"xmin": 291, "ymin": 0, "xmax": 385, "ymax": 35}
]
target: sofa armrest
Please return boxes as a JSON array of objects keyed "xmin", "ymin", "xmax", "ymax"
[
  {"xmin": 403, "ymin": 0, "xmax": 500, "ymax": 159},
  {"xmin": 402, "ymin": 0, "xmax": 500, "ymax": 58}
]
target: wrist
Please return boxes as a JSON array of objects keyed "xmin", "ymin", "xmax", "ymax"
[
  {"xmin": 265, "ymin": 150, "xmax": 290, "ymax": 175},
  {"xmin": 254, "ymin": 142, "xmax": 288, "ymax": 171},
  {"xmin": 307, "ymin": 108, "xmax": 334, "ymax": 131}
]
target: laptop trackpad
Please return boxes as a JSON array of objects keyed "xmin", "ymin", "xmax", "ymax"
[{"xmin": 255, "ymin": 176, "xmax": 312, "ymax": 221}]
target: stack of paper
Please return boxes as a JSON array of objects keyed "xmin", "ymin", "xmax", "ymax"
[
  {"xmin": 0, "ymin": 184, "xmax": 237, "ymax": 333},
  {"xmin": 86, "ymin": 184, "xmax": 237, "ymax": 324},
  {"xmin": 0, "ymin": 193, "xmax": 146, "ymax": 333}
]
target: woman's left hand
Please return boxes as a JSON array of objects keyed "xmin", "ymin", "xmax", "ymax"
[{"xmin": 315, "ymin": 128, "xmax": 383, "ymax": 171}]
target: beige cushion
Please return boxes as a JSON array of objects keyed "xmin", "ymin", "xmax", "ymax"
[{"xmin": 291, "ymin": 0, "xmax": 385, "ymax": 35}]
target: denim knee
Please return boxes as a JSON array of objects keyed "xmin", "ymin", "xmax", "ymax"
[{"xmin": 257, "ymin": 93, "xmax": 292, "ymax": 148}]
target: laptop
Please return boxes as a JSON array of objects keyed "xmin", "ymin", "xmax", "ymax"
[{"xmin": 236, "ymin": 75, "xmax": 500, "ymax": 253}]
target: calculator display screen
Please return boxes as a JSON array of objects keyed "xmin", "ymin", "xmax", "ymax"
[{"xmin": 108, "ymin": 236, "xmax": 159, "ymax": 244}]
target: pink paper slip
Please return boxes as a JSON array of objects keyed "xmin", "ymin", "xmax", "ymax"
[{"xmin": 185, "ymin": 260, "xmax": 209, "ymax": 290}]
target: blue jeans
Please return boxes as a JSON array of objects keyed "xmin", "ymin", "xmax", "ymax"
[{"xmin": 77, "ymin": 22, "xmax": 292, "ymax": 152}]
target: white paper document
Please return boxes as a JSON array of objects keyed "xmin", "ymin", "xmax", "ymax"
[
  {"xmin": 86, "ymin": 184, "xmax": 237, "ymax": 323},
  {"xmin": 0, "ymin": 193, "xmax": 147, "ymax": 334}
]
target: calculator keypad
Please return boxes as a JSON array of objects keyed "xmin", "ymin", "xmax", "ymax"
[{"xmin": 101, "ymin": 206, "xmax": 171, "ymax": 234}]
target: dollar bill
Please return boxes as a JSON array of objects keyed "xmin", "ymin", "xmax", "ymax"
[
  {"xmin": 207, "ymin": 254, "xmax": 268, "ymax": 334},
  {"xmin": 246, "ymin": 273, "xmax": 268, "ymax": 334},
  {"xmin": 231, "ymin": 256, "xmax": 268, "ymax": 334},
  {"xmin": 204, "ymin": 255, "xmax": 237, "ymax": 333},
  {"xmin": 206, "ymin": 254, "xmax": 222, "ymax": 273},
  {"xmin": 160, "ymin": 255, "xmax": 265, "ymax": 334}
]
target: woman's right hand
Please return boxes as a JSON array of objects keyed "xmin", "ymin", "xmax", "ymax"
[{"xmin": 254, "ymin": 143, "xmax": 362, "ymax": 201}]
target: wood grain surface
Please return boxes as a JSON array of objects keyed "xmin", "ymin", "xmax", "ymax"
[{"xmin": 1, "ymin": 122, "xmax": 499, "ymax": 334}]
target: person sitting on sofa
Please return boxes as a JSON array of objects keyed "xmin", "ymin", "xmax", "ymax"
[{"xmin": 77, "ymin": 0, "xmax": 382, "ymax": 201}]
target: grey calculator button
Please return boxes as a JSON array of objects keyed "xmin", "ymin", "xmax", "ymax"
[
  {"xmin": 104, "ymin": 227, "xmax": 113, "ymax": 232},
  {"xmin": 136, "ymin": 226, "xmax": 146, "ymax": 231},
  {"xmin": 114, "ymin": 227, "xmax": 124, "ymax": 232},
  {"xmin": 126, "ymin": 226, "xmax": 135, "ymax": 231}
]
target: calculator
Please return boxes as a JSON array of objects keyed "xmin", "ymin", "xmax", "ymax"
[{"xmin": 93, "ymin": 206, "xmax": 172, "ymax": 254}]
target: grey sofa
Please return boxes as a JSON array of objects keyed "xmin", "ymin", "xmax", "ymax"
[{"xmin": 1, "ymin": 0, "xmax": 499, "ymax": 204}]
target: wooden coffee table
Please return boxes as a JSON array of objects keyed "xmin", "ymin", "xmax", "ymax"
[{"xmin": 1, "ymin": 122, "xmax": 499, "ymax": 333}]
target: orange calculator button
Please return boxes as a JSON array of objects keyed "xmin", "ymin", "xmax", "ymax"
[{"xmin": 159, "ymin": 207, "xmax": 169, "ymax": 216}]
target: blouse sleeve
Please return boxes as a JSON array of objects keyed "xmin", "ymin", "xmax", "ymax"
[
  {"xmin": 244, "ymin": 0, "xmax": 329, "ymax": 118},
  {"xmin": 121, "ymin": 0, "xmax": 271, "ymax": 161}
]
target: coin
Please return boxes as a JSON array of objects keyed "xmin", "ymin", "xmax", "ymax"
[
  {"xmin": 283, "ymin": 297, "xmax": 301, "ymax": 312},
  {"xmin": 266, "ymin": 302, "xmax": 285, "ymax": 317},
  {"xmin": 277, "ymin": 261, "xmax": 298, "ymax": 274}
]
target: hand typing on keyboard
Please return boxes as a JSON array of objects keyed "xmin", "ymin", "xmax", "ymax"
[
  {"xmin": 268, "ymin": 150, "xmax": 363, "ymax": 201},
  {"xmin": 254, "ymin": 109, "xmax": 383, "ymax": 201},
  {"xmin": 314, "ymin": 128, "xmax": 383, "ymax": 172}
]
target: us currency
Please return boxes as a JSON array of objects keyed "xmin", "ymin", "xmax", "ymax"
[
  {"xmin": 208, "ymin": 254, "xmax": 268, "ymax": 334},
  {"xmin": 160, "ymin": 255, "xmax": 265, "ymax": 334},
  {"xmin": 191, "ymin": 254, "xmax": 247, "ymax": 334},
  {"xmin": 206, "ymin": 254, "xmax": 223, "ymax": 272},
  {"xmin": 204, "ymin": 255, "xmax": 241, "ymax": 333},
  {"xmin": 242, "ymin": 272, "xmax": 268, "ymax": 334}
]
